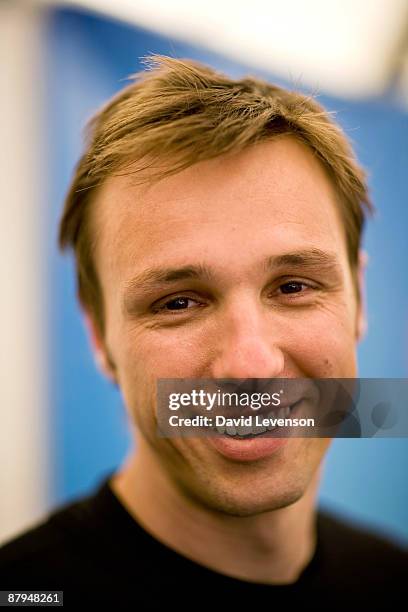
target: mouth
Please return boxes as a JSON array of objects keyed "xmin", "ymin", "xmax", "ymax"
[
  {"xmin": 212, "ymin": 401, "xmax": 301, "ymax": 440},
  {"xmin": 205, "ymin": 401, "xmax": 305, "ymax": 460}
]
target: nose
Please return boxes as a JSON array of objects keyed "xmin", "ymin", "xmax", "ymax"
[{"xmin": 210, "ymin": 298, "xmax": 285, "ymax": 379}]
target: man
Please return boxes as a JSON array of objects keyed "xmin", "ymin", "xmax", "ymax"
[{"xmin": 0, "ymin": 55, "xmax": 406, "ymax": 608}]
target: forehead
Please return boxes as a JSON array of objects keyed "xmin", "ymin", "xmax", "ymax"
[{"xmin": 92, "ymin": 136, "xmax": 347, "ymax": 285}]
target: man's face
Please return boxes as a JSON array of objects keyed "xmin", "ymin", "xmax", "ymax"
[{"xmin": 90, "ymin": 136, "xmax": 364, "ymax": 515}]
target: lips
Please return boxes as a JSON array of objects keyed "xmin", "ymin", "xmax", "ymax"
[
  {"xmin": 204, "ymin": 396, "xmax": 316, "ymax": 461},
  {"xmin": 215, "ymin": 405, "xmax": 293, "ymax": 436},
  {"xmin": 207, "ymin": 432, "xmax": 289, "ymax": 462},
  {"xmin": 206, "ymin": 401, "xmax": 305, "ymax": 461}
]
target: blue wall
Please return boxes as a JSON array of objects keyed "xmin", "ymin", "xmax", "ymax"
[{"xmin": 46, "ymin": 8, "xmax": 408, "ymax": 543}]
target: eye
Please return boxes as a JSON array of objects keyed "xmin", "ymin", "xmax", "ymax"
[
  {"xmin": 153, "ymin": 296, "xmax": 202, "ymax": 314},
  {"xmin": 279, "ymin": 281, "xmax": 308, "ymax": 294},
  {"xmin": 276, "ymin": 280, "xmax": 319, "ymax": 299}
]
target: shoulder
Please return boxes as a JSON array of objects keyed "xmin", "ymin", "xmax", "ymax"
[
  {"xmin": 315, "ymin": 508, "xmax": 408, "ymax": 590},
  {"xmin": 0, "ymin": 485, "xmax": 105, "ymax": 590}
]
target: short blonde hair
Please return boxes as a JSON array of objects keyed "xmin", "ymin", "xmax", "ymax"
[{"xmin": 59, "ymin": 55, "xmax": 373, "ymax": 335}]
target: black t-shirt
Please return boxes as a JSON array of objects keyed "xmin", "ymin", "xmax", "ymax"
[{"xmin": 0, "ymin": 471, "xmax": 406, "ymax": 609}]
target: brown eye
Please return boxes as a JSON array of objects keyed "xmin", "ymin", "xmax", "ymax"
[
  {"xmin": 153, "ymin": 295, "xmax": 204, "ymax": 314},
  {"xmin": 163, "ymin": 297, "xmax": 192, "ymax": 310},
  {"xmin": 280, "ymin": 281, "xmax": 305, "ymax": 294}
]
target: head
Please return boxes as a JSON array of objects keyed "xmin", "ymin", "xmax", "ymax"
[{"xmin": 59, "ymin": 56, "xmax": 373, "ymax": 516}]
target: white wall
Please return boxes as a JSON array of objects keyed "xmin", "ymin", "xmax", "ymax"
[{"xmin": 0, "ymin": 1, "xmax": 50, "ymax": 545}]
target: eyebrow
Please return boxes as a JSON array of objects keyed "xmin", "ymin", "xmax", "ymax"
[
  {"xmin": 264, "ymin": 248, "xmax": 342, "ymax": 271},
  {"xmin": 122, "ymin": 248, "xmax": 343, "ymax": 301}
]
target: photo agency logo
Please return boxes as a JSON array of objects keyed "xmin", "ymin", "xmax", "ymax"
[{"xmin": 156, "ymin": 379, "xmax": 408, "ymax": 439}]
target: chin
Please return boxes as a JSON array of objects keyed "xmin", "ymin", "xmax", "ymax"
[{"xmin": 192, "ymin": 477, "xmax": 308, "ymax": 517}]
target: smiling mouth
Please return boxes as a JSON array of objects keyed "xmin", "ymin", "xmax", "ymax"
[{"xmin": 213, "ymin": 403, "xmax": 299, "ymax": 439}]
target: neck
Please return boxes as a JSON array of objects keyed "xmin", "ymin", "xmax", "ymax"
[{"xmin": 111, "ymin": 438, "xmax": 322, "ymax": 584}]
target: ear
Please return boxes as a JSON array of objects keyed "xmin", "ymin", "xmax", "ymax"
[
  {"xmin": 81, "ymin": 308, "xmax": 118, "ymax": 384},
  {"xmin": 355, "ymin": 249, "xmax": 368, "ymax": 342}
]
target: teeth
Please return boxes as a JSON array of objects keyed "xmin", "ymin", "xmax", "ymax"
[
  {"xmin": 272, "ymin": 406, "xmax": 290, "ymax": 419},
  {"xmin": 252, "ymin": 425, "xmax": 267, "ymax": 434},
  {"xmin": 267, "ymin": 415, "xmax": 275, "ymax": 431},
  {"xmin": 266, "ymin": 406, "xmax": 291, "ymax": 428},
  {"xmin": 224, "ymin": 423, "xmax": 267, "ymax": 438},
  {"xmin": 280, "ymin": 406, "xmax": 291, "ymax": 418},
  {"xmin": 236, "ymin": 424, "xmax": 253, "ymax": 436},
  {"xmin": 219, "ymin": 405, "xmax": 293, "ymax": 438}
]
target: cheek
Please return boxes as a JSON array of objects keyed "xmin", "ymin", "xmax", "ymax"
[
  {"xmin": 284, "ymin": 303, "xmax": 357, "ymax": 376},
  {"xmin": 114, "ymin": 326, "xmax": 204, "ymax": 435},
  {"xmin": 127, "ymin": 326, "xmax": 212, "ymax": 377}
]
